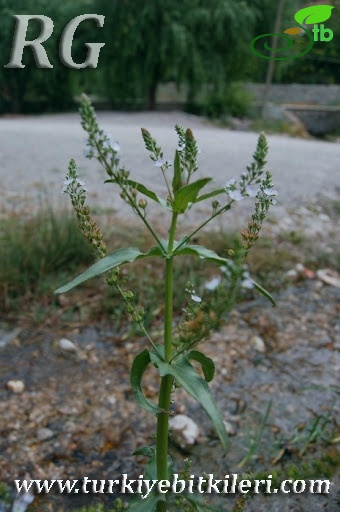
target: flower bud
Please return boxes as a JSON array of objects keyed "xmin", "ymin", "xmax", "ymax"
[{"xmin": 139, "ymin": 199, "xmax": 147, "ymax": 209}]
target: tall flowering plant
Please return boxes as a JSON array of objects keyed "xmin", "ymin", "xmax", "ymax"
[{"xmin": 55, "ymin": 95, "xmax": 276, "ymax": 511}]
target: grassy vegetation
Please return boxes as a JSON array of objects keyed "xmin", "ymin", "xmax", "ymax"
[
  {"xmin": 0, "ymin": 207, "xmax": 94, "ymax": 312},
  {"xmin": 249, "ymin": 118, "xmax": 308, "ymax": 138},
  {"xmin": 1, "ymin": 202, "xmax": 339, "ymax": 326}
]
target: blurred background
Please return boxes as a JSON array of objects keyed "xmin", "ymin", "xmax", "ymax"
[{"xmin": 0, "ymin": 0, "xmax": 339, "ymax": 134}]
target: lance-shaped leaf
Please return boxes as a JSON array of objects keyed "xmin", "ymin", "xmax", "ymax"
[
  {"xmin": 186, "ymin": 350, "xmax": 215, "ymax": 382},
  {"xmin": 129, "ymin": 492, "xmax": 164, "ymax": 512},
  {"xmin": 173, "ymin": 178, "xmax": 212, "ymax": 213},
  {"xmin": 105, "ymin": 178, "xmax": 169, "ymax": 210},
  {"xmin": 150, "ymin": 351, "xmax": 228, "ymax": 451},
  {"xmin": 294, "ymin": 5, "xmax": 334, "ymax": 25},
  {"xmin": 130, "ymin": 349, "xmax": 162, "ymax": 415},
  {"xmin": 133, "ymin": 445, "xmax": 173, "ymax": 481},
  {"xmin": 173, "ymin": 244, "xmax": 230, "ymax": 266},
  {"xmin": 195, "ymin": 187, "xmax": 227, "ymax": 203},
  {"xmin": 54, "ymin": 246, "xmax": 165, "ymax": 294},
  {"xmin": 250, "ymin": 278, "xmax": 276, "ymax": 307},
  {"xmin": 172, "ymin": 150, "xmax": 182, "ymax": 194}
]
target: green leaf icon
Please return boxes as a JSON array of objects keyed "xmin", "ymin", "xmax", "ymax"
[{"xmin": 294, "ymin": 5, "xmax": 334, "ymax": 25}]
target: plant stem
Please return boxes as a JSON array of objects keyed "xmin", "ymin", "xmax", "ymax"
[{"xmin": 156, "ymin": 213, "xmax": 178, "ymax": 512}]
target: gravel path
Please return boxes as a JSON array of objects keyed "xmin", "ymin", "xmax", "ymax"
[{"xmin": 1, "ymin": 111, "xmax": 340, "ymax": 224}]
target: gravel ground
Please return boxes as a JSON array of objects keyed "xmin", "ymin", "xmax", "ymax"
[{"xmin": 0, "ymin": 279, "xmax": 339, "ymax": 511}]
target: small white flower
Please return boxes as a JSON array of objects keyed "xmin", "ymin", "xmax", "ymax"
[
  {"xmin": 61, "ymin": 178, "xmax": 73, "ymax": 193},
  {"xmin": 241, "ymin": 277, "xmax": 254, "ymax": 289},
  {"xmin": 225, "ymin": 178, "xmax": 236, "ymax": 189},
  {"xmin": 102, "ymin": 131, "xmax": 120, "ymax": 152},
  {"xmin": 245, "ymin": 185, "xmax": 258, "ymax": 197},
  {"xmin": 61, "ymin": 177, "xmax": 87, "ymax": 194},
  {"xmin": 177, "ymin": 143, "xmax": 185, "ymax": 151},
  {"xmin": 110, "ymin": 141, "xmax": 120, "ymax": 152},
  {"xmin": 263, "ymin": 188, "xmax": 278, "ymax": 197},
  {"xmin": 154, "ymin": 158, "xmax": 166, "ymax": 167},
  {"xmin": 191, "ymin": 294, "xmax": 202, "ymax": 303},
  {"xmin": 204, "ymin": 276, "xmax": 221, "ymax": 291},
  {"xmin": 75, "ymin": 178, "xmax": 86, "ymax": 187},
  {"xmin": 220, "ymin": 260, "xmax": 234, "ymax": 274},
  {"xmin": 228, "ymin": 189, "xmax": 244, "ymax": 201}
]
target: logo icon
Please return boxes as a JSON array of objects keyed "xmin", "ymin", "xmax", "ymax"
[{"xmin": 250, "ymin": 4, "xmax": 334, "ymax": 60}]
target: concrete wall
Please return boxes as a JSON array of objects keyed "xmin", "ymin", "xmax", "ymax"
[{"xmin": 243, "ymin": 83, "xmax": 340, "ymax": 106}]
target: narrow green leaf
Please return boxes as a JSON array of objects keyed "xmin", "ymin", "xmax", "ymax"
[
  {"xmin": 129, "ymin": 492, "xmax": 163, "ymax": 512},
  {"xmin": 294, "ymin": 5, "xmax": 334, "ymax": 25},
  {"xmin": 151, "ymin": 352, "xmax": 228, "ymax": 451},
  {"xmin": 173, "ymin": 178, "xmax": 212, "ymax": 213},
  {"xmin": 174, "ymin": 244, "xmax": 229, "ymax": 266},
  {"xmin": 54, "ymin": 245, "xmax": 164, "ymax": 294},
  {"xmin": 172, "ymin": 150, "xmax": 182, "ymax": 194},
  {"xmin": 130, "ymin": 350, "xmax": 162, "ymax": 415},
  {"xmin": 195, "ymin": 188, "xmax": 227, "ymax": 203},
  {"xmin": 126, "ymin": 180, "xmax": 169, "ymax": 210},
  {"xmin": 250, "ymin": 278, "xmax": 276, "ymax": 307},
  {"xmin": 144, "ymin": 450, "xmax": 174, "ymax": 481},
  {"xmin": 187, "ymin": 350, "xmax": 215, "ymax": 382},
  {"xmin": 133, "ymin": 445, "xmax": 155, "ymax": 458}
]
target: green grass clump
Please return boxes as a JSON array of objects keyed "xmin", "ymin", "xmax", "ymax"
[{"xmin": 0, "ymin": 207, "xmax": 94, "ymax": 309}]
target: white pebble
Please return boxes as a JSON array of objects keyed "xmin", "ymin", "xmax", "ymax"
[
  {"xmin": 58, "ymin": 338, "xmax": 77, "ymax": 352},
  {"xmin": 250, "ymin": 335, "xmax": 266, "ymax": 353},
  {"xmin": 169, "ymin": 414, "xmax": 199, "ymax": 450},
  {"xmin": 7, "ymin": 380, "xmax": 25, "ymax": 393}
]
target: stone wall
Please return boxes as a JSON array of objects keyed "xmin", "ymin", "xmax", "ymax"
[{"xmin": 243, "ymin": 83, "xmax": 340, "ymax": 106}]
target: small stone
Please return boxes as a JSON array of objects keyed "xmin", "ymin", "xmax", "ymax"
[
  {"xmin": 318, "ymin": 213, "xmax": 330, "ymax": 222},
  {"xmin": 286, "ymin": 269, "xmax": 298, "ymax": 280},
  {"xmin": 7, "ymin": 380, "xmax": 25, "ymax": 393},
  {"xmin": 169, "ymin": 414, "xmax": 199, "ymax": 450},
  {"xmin": 107, "ymin": 395, "xmax": 117, "ymax": 406},
  {"xmin": 250, "ymin": 335, "xmax": 266, "ymax": 353},
  {"xmin": 316, "ymin": 269, "xmax": 340, "ymax": 288},
  {"xmin": 223, "ymin": 420, "xmax": 236, "ymax": 436},
  {"xmin": 37, "ymin": 428, "xmax": 54, "ymax": 441},
  {"xmin": 295, "ymin": 263, "xmax": 305, "ymax": 273},
  {"xmin": 58, "ymin": 338, "xmax": 77, "ymax": 352}
]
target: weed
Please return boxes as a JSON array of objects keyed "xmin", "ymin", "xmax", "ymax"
[{"xmin": 55, "ymin": 95, "xmax": 277, "ymax": 512}]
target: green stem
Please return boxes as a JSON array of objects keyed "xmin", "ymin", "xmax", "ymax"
[
  {"xmin": 156, "ymin": 213, "xmax": 178, "ymax": 512},
  {"xmin": 174, "ymin": 202, "xmax": 232, "ymax": 253}
]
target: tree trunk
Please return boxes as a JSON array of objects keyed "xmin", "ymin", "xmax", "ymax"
[{"xmin": 147, "ymin": 80, "xmax": 158, "ymax": 110}]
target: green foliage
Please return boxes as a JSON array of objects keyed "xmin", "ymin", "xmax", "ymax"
[
  {"xmin": 97, "ymin": 0, "xmax": 258, "ymax": 109},
  {"xmin": 202, "ymin": 84, "xmax": 253, "ymax": 120},
  {"xmin": 0, "ymin": 482, "xmax": 12, "ymax": 504},
  {"xmin": 0, "ymin": 206, "xmax": 94, "ymax": 308}
]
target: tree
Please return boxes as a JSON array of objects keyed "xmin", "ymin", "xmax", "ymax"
[{"xmin": 97, "ymin": 0, "xmax": 258, "ymax": 109}]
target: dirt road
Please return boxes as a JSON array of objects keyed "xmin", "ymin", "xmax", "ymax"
[{"xmin": 1, "ymin": 111, "xmax": 339, "ymax": 223}]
